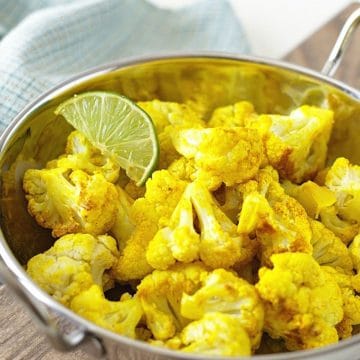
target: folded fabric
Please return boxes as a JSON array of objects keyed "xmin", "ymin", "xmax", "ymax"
[{"xmin": 0, "ymin": 0, "xmax": 249, "ymax": 131}]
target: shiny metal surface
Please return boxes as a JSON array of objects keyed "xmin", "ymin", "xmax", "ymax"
[
  {"xmin": 322, "ymin": 7, "xmax": 360, "ymax": 76},
  {"xmin": 0, "ymin": 13, "xmax": 360, "ymax": 359}
]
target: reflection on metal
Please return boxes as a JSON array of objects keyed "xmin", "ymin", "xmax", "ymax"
[{"xmin": 322, "ymin": 7, "xmax": 360, "ymax": 76}]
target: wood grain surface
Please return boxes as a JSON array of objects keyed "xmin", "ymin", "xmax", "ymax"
[{"xmin": 1, "ymin": 3, "xmax": 359, "ymax": 359}]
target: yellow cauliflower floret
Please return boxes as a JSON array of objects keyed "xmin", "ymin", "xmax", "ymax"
[
  {"xmin": 238, "ymin": 169, "xmax": 312, "ymax": 265},
  {"xmin": 137, "ymin": 100, "xmax": 204, "ymax": 169},
  {"xmin": 146, "ymin": 184, "xmax": 200, "ymax": 270},
  {"xmin": 113, "ymin": 170, "xmax": 188, "ymax": 281},
  {"xmin": 147, "ymin": 181, "xmax": 255, "ymax": 271},
  {"xmin": 309, "ymin": 219, "xmax": 353, "ymax": 274},
  {"xmin": 208, "ymin": 101, "xmax": 257, "ymax": 128},
  {"xmin": 322, "ymin": 267, "xmax": 360, "ymax": 335},
  {"xmin": 349, "ymin": 234, "xmax": 360, "ymax": 272},
  {"xmin": 180, "ymin": 313, "xmax": 251, "ymax": 357},
  {"xmin": 181, "ymin": 269, "xmax": 264, "ymax": 350},
  {"xmin": 70, "ymin": 284, "xmax": 142, "ymax": 338},
  {"xmin": 23, "ymin": 168, "xmax": 118, "ymax": 237},
  {"xmin": 319, "ymin": 206, "xmax": 358, "ymax": 245},
  {"xmin": 113, "ymin": 220, "xmax": 157, "ymax": 281},
  {"xmin": 246, "ymin": 105, "xmax": 334, "ymax": 183},
  {"xmin": 137, "ymin": 262, "xmax": 208, "ymax": 340},
  {"xmin": 168, "ymin": 157, "xmax": 196, "ymax": 183},
  {"xmin": 325, "ymin": 157, "xmax": 360, "ymax": 224},
  {"xmin": 283, "ymin": 180, "xmax": 336, "ymax": 219},
  {"xmin": 132, "ymin": 169, "xmax": 188, "ymax": 227},
  {"xmin": 110, "ymin": 186, "xmax": 135, "ymax": 252},
  {"xmin": 47, "ymin": 131, "xmax": 120, "ymax": 183},
  {"xmin": 26, "ymin": 233, "xmax": 119, "ymax": 306},
  {"xmin": 191, "ymin": 181, "xmax": 254, "ymax": 269},
  {"xmin": 172, "ymin": 127, "xmax": 263, "ymax": 189},
  {"xmin": 256, "ymin": 252, "xmax": 343, "ymax": 351}
]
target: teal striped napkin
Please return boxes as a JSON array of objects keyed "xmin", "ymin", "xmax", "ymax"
[{"xmin": 0, "ymin": 0, "xmax": 249, "ymax": 131}]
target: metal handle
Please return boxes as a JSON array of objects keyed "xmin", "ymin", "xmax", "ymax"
[
  {"xmin": 0, "ymin": 260, "xmax": 105, "ymax": 357},
  {"xmin": 322, "ymin": 7, "xmax": 360, "ymax": 76}
]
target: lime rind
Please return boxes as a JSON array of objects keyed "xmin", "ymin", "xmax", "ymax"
[{"xmin": 55, "ymin": 91, "xmax": 159, "ymax": 186}]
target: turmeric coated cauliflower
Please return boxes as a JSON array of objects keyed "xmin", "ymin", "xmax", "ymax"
[
  {"xmin": 137, "ymin": 262, "xmax": 208, "ymax": 340},
  {"xmin": 180, "ymin": 313, "xmax": 251, "ymax": 357},
  {"xmin": 70, "ymin": 284, "xmax": 142, "ymax": 338},
  {"xmin": 208, "ymin": 101, "xmax": 257, "ymax": 128},
  {"xmin": 113, "ymin": 170, "xmax": 188, "ymax": 281},
  {"xmin": 137, "ymin": 100, "xmax": 204, "ymax": 168},
  {"xmin": 322, "ymin": 267, "xmax": 360, "ymax": 338},
  {"xmin": 23, "ymin": 96, "xmax": 351, "ymax": 358},
  {"xmin": 23, "ymin": 168, "xmax": 118, "ymax": 237},
  {"xmin": 256, "ymin": 252, "xmax": 343, "ymax": 350},
  {"xmin": 246, "ymin": 105, "xmax": 333, "ymax": 183},
  {"xmin": 309, "ymin": 219, "xmax": 353, "ymax": 274},
  {"xmin": 283, "ymin": 180, "xmax": 336, "ymax": 219},
  {"xmin": 172, "ymin": 127, "xmax": 263, "ymax": 189},
  {"xmin": 325, "ymin": 157, "xmax": 360, "ymax": 224},
  {"xmin": 26, "ymin": 233, "xmax": 118, "ymax": 305},
  {"xmin": 191, "ymin": 181, "xmax": 254, "ymax": 269},
  {"xmin": 47, "ymin": 131, "xmax": 120, "ymax": 183},
  {"xmin": 238, "ymin": 168, "xmax": 312, "ymax": 265},
  {"xmin": 146, "ymin": 184, "xmax": 200, "ymax": 270},
  {"xmin": 181, "ymin": 268, "xmax": 264, "ymax": 349}
]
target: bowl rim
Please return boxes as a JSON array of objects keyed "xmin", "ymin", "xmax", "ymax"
[{"xmin": 1, "ymin": 52, "xmax": 359, "ymax": 360}]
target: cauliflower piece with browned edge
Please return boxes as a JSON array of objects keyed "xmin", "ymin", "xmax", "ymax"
[
  {"xmin": 172, "ymin": 127, "xmax": 263, "ymax": 189},
  {"xmin": 70, "ymin": 284, "xmax": 142, "ymax": 338},
  {"xmin": 26, "ymin": 233, "xmax": 119, "ymax": 306},
  {"xmin": 180, "ymin": 313, "xmax": 251, "ymax": 357},
  {"xmin": 146, "ymin": 184, "xmax": 200, "ymax": 270},
  {"xmin": 208, "ymin": 101, "xmax": 257, "ymax": 128},
  {"xmin": 322, "ymin": 267, "xmax": 360, "ymax": 338},
  {"xmin": 256, "ymin": 252, "xmax": 343, "ymax": 350},
  {"xmin": 23, "ymin": 168, "xmax": 118, "ymax": 237},
  {"xmin": 113, "ymin": 170, "xmax": 188, "ymax": 281},
  {"xmin": 47, "ymin": 130, "xmax": 120, "ymax": 183},
  {"xmin": 246, "ymin": 105, "xmax": 333, "ymax": 183},
  {"xmin": 137, "ymin": 262, "xmax": 208, "ymax": 340},
  {"xmin": 282, "ymin": 180, "xmax": 336, "ymax": 219},
  {"xmin": 191, "ymin": 181, "xmax": 255, "ymax": 269},
  {"xmin": 309, "ymin": 219, "xmax": 353, "ymax": 274},
  {"xmin": 181, "ymin": 269, "xmax": 264, "ymax": 350},
  {"xmin": 238, "ymin": 168, "xmax": 312, "ymax": 265}
]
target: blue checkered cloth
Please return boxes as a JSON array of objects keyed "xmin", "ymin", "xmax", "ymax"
[{"xmin": 0, "ymin": 0, "xmax": 249, "ymax": 131}]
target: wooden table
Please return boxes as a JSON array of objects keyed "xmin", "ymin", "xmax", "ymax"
[{"xmin": 1, "ymin": 3, "xmax": 359, "ymax": 359}]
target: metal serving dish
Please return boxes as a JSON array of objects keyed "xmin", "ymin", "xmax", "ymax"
[{"xmin": 1, "ymin": 8, "xmax": 360, "ymax": 360}]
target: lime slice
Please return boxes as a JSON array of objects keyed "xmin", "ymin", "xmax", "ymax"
[{"xmin": 55, "ymin": 91, "xmax": 159, "ymax": 186}]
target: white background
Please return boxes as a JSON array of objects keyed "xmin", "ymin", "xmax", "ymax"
[{"xmin": 150, "ymin": 0, "xmax": 354, "ymax": 58}]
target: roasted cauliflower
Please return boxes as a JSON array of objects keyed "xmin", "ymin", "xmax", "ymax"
[
  {"xmin": 246, "ymin": 105, "xmax": 333, "ymax": 183},
  {"xmin": 23, "ymin": 96, "xmax": 354, "ymax": 358},
  {"xmin": 238, "ymin": 168, "xmax": 312, "ymax": 265},
  {"xmin": 113, "ymin": 170, "xmax": 188, "ymax": 281},
  {"xmin": 256, "ymin": 252, "xmax": 343, "ymax": 350},
  {"xmin": 172, "ymin": 127, "xmax": 263, "ymax": 189},
  {"xmin": 23, "ymin": 168, "xmax": 118, "ymax": 237},
  {"xmin": 47, "ymin": 130, "xmax": 120, "ymax": 183},
  {"xmin": 26, "ymin": 233, "xmax": 118, "ymax": 305},
  {"xmin": 70, "ymin": 284, "xmax": 143, "ymax": 338},
  {"xmin": 181, "ymin": 268, "xmax": 264, "ymax": 349},
  {"xmin": 137, "ymin": 263, "xmax": 207, "ymax": 340}
]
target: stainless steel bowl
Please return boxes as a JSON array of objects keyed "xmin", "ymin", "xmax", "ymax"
[{"xmin": 1, "ymin": 8, "xmax": 360, "ymax": 360}]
